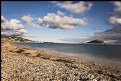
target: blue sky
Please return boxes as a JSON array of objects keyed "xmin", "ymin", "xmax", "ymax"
[{"xmin": 1, "ymin": 1, "xmax": 121, "ymax": 44}]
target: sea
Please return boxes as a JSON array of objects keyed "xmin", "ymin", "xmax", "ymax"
[{"xmin": 16, "ymin": 42, "xmax": 121, "ymax": 64}]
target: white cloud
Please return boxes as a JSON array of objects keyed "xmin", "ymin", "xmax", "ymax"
[
  {"xmin": 108, "ymin": 16, "xmax": 121, "ymax": 24},
  {"xmin": 21, "ymin": 15, "xmax": 33, "ymax": 23},
  {"xmin": 108, "ymin": 2, "xmax": 121, "ymax": 25},
  {"xmin": 37, "ymin": 11, "xmax": 89, "ymax": 30},
  {"xmin": 1, "ymin": 16, "xmax": 6, "ymax": 22},
  {"xmin": 53, "ymin": 1, "xmax": 93, "ymax": 14},
  {"xmin": 21, "ymin": 15, "xmax": 39, "ymax": 27},
  {"xmin": 57, "ymin": 11, "xmax": 65, "ymax": 16},
  {"xmin": 1, "ymin": 16, "xmax": 27, "ymax": 37},
  {"xmin": 51, "ymin": 1, "xmax": 58, "ymax": 4},
  {"xmin": 113, "ymin": 1, "xmax": 121, "ymax": 12}
]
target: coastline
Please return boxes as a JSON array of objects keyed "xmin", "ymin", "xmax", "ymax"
[
  {"xmin": 15, "ymin": 42, "xmax": 121, "ymax": 66},
  {"xmin": 1, "ymin": 42, "xmax": 121, "ymax": 81}
]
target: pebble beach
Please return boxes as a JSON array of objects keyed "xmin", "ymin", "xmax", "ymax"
[{"xmin": 1, "ymin": 42, "xmax": 121, "ymax": 81}]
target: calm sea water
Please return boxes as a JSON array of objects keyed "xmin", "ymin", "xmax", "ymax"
[{"xmin": 17, "ymin": 43, "xmax": 121, "ymax": 62}]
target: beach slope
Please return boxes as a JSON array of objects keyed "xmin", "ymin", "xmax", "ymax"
[{"xmin": 1, "ymin": 42, "xmax": 121, "ymax": 81}]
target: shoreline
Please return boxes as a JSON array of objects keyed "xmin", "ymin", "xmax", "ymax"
[
  {"xmin": 15, "ymin": 41, "xmax": 121, "ymax": 46},
  {"xmin": 15, "ymin": 42, "xmax": 121, "ymax": 66},
  {"xmin": 1, "ymin": 42, "xmax": 121, "ymax": 81}
]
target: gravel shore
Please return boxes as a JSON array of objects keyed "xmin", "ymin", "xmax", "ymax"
[{"xmin": 1, "ymin": 42, "xmax": 121, "ymax": 81}]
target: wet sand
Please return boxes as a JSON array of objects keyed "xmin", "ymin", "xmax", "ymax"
[{"xmin": 1, "ymin": 42, "xmax": 121, "ymax": 81}]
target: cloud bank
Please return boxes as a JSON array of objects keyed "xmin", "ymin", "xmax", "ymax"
[
  {"xmin": 53, "ymin": 1, "xmax": 93, "ymax": 14},
  {"xmin": 61, "ymin": 25, "xmax": 121, "ymax": 44},
  {"xmin": 91, "ymin": 25, "xmax": 121, "ymax": 44},
  {"xmin": 1, "ymin": 16, "xmax": 27, "ymax": 37},
  {"xmin": 37, "ymin": 11, "xmax": 89, "ymax": 30}
]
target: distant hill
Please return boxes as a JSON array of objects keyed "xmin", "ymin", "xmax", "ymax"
[
  {"xmin": 86, "ymin": 39, "xmax": 105, "ymax": 44},
  {"xmin": 1, "ymin": 36, "xmax": 37, "ymax": 43}
]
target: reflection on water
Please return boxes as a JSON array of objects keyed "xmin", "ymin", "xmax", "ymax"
[{"xmin": 17, "ymin": 43, "xmax": 121, "ymax": 62}]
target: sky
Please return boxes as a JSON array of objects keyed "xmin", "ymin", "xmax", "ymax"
[{"xmin": 1, "ymin": 1, "xmax": 121, "ymax": 44}]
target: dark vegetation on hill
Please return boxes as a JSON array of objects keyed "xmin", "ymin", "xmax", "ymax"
[{"xmin": 87, "ymin": 39, "xmax": 105, "ymax": 44}]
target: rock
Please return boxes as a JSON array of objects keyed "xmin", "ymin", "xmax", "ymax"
[
  {"xmin": 97, "ymin": 70, "xmax": 103, "ymax": 74},
  {"xmin": 79, "ymin": 73, "xmax": 95, "ymax": 80},
  {"xmin": 49, "ymin": 79, "xmax": 58, "ymax": 81},
  {"xmin": 92, "ymin": 79, "xmax": 97, "ymax": 81},
  {"xmin": 87, "ymin": 74, "xmax": 95, "ymax": 79},
  {"xmin": 16, "ymin": 49, "xmax": 25, "ymax": 53},
  {"xmin": 79, "ymin": 73, "xmax": 89, "ymax": 80}
]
